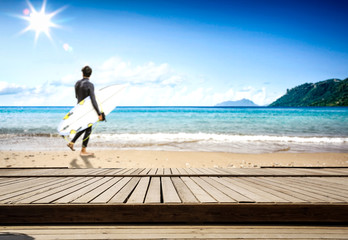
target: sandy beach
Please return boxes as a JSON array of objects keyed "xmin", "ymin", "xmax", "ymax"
[{"xmin": 1, "ymin": 150, "xmax": 347, "ymax": 169}]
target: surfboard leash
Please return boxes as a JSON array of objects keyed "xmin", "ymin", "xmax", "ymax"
[
  {"xmin": 63, "ymin": 99, "xmax": 105, "ymax": 144},
  {"xmin": 61, "ymin": 94, "xmax": 107, "ymax": 148},
  {"xmin": 62, "ymin": 119, "xmax": 100, "ymax": 144}
]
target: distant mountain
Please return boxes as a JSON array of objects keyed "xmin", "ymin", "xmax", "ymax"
[
  {"xmin": 215, "ymin": 98, "xmax": 258, "ymax": 107},
  {"xmin": 270, "ymin": 78, "xmax": 348, "ymax": 107}
]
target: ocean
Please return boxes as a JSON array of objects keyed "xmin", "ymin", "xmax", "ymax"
[{"xmin": 0, "ymin": 106, "xmax": 347, "ymax": 153}]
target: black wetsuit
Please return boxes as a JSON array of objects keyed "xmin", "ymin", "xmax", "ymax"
[{"xmin": 71, "ymin": 78, "xmax": 101, "ymax": 148}]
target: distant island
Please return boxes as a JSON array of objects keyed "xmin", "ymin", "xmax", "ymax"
[
  {"xmin": 270, "ymin": 78, "xmax": 348, "ymax": 107},
  {"xmin": 215, "ymin": 98, "xmax": 258, "ymax": 107}
]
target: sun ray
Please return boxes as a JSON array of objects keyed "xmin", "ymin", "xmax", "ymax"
[{"xmin": 17, "ymin": 0, "xmax": 66, "ymax": 44}]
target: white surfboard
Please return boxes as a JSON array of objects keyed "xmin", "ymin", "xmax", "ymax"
[{"xmin": 57, "ymin": 84, "xmax": 126, "ymax": 136}]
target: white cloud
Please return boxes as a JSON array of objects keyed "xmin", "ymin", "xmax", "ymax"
[
  {"xmin": 1, "ymin": 57, "xmax": 279, "ymax": 106},
  {"xmin": 115, "ymin": 84, "xmax": 272, "ymax": 106},
  {"xmin": 0, "ymin": 80, "xmax": 75, "ymax": 106},
  {"xmin": 51, "ymin": 74, "xmax": 79, "ymax": 86},
  {"xmin": 0, "ymin": 82, "xmax": 27, "ymax": 95},
  {"xmin": 94, "ymin": 57, "xmax": 184, "ymax": 86}
]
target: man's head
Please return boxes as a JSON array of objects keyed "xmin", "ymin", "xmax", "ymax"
[{"xmin": 81, "ymin": 66, "xmax": 92, "ymax": 78}]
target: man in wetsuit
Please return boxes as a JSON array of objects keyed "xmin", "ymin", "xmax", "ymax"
[{"xmin": 67, "ymin": 66, "xmax": 103, "ymax": 156}]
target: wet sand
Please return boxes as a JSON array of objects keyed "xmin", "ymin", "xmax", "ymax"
[{"xmin": 1, "ymin": 150, "xmax": 347, "ymax": 168}]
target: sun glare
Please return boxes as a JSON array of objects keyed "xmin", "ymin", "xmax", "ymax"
[{"xmin": 19, "ymin": 0, "xmax": 65, "ymax": 44}]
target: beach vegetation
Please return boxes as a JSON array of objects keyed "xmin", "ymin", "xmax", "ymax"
[{"xmin": 270, "ymin": 78, "xmax": 348, "ymax": 107}]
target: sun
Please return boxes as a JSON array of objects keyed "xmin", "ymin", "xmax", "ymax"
[{"xmin": 19, "ymin": 0, "xmax": 65, "ymax": 43}]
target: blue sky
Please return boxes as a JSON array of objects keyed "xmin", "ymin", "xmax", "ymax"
[{"xmin": 0, "ymin": 0, "xmax": 347, "ymax": 106}]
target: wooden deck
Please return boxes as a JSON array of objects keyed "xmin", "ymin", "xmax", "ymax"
[
  {"xmin": 1, "ymin": 225, "xmax": 348, "ymax": 239},
  {"xmin": 0, "ymin": 167, "xmax": 347, "ymax": 224}
]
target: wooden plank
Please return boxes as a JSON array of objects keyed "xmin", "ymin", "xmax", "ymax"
[
  {"xmin": 111, "ymin": 168, "xmax": 129, "ymax": 175},
  {"xmin": 310, "ymin": 177, "xmax": 348, "ymax": 188},
  {"xmin": 0, "ymin": 178, "xmax": 30, "ymax": 186},
  {"xmin": 214, "ymin": 168, "xmax": 236, "ymax": 175},
  {"xmin": 147, "ymin": 168, "xmax": 157, "ymax": 175},
  {"xmin": 184, "ymin": 168, "xmax": 197, "ymax": 175},
  {"xmin": 199, "ymin": 168, "xmax": 221, "ymax": 175},
  {"xmin": 280, "ymin": 177, "xmax": 348, "ymax": 202},
  {"xmin": 290, "ymin": 168, "xmax": 334, "ymax": 176},
  {"xmin": 202, "ymin": 177, "xmax": 252, "ymax": 202},
  {"xmin": 109, "ymin": 177, "xmax": 140, "ymax": 203},
  {"xmin": 257, "ymin": 177, "xmax": 325, "ymax": 202},
  {"xmin": 231, "ymin": 178, "xmax": 290, "ymax": 203},
  {"xmin": 91, "ymin": 177, "xmax": 130, "ymax": 203},
  {"xmin": 162, "ymin": 177, "xmax": 181, "ymax": 203},
  {"xmin": 181, "ymin": 177, "xmax": 216, "ymax": 203},
  {"xmin": 263, "ymin": 177, "xmax": 336, "ymax": 202},
  {"xmin": 170, "ymin": 168, "xmax": 180, "ymax": 175},
  {"xmin": 191, "ymin": 177, "xmax": 234, "ymax": 202},
  {"xmin": 2, "ymin": 230, "xmax": 348, "ymax": 239},
  {"xmin": 1, "ymin": 225, "xmax": 348, "ymax": 239},
  {"xmin": 156, "ymin": 168, "xmax": 164, "ymax": 175},
  {"xmin": 0, "ymin": 177, "xmax": 52, "ymax": 196},
  {"xmin": 214, "ymin": 177, "xmax": 272, "ymax": 203},
  {"xmin": 54, "ymin": 177, "xmax": 113, "ymax": 203},
  {"xmin": 127, "ymin": 177, "xmax": 150, "ymax": 204},
  {"xmin": 189, "ymin": 168, "xmax": 204, "ymax": 174},
  {"xmin": 219, "ymin": 168, "xmax": 248, "ymax": 175},
  {"xmin": 1, "ymin": 204, "xmax": 348, "ymax": 224},
  {"xmin": 321, "ymin": 168, "xmax": 348, "ymax": 175},
  {"xmin": 177, "ymin": 168, "xmax": 189, "ymax": 175},
  {"xmin": 128, "ymin": 168, "xmax": 145, "ymax": 176},
  {"xmin": 294, "ymin": 177, "xmax": 348, "ymax": 196},
  {"xmin": 242, "ymin": 177, "xmax": 308, "ymax": 203},
  {"xmin": 94, "ymin": 169, "xmax": 116, "ymax": 175},
  {"xmin": 72, "ymin": 177, "xmax": 122, "ymax": 203},
  {"xmin": 0, "ymin": 177, "xmax": 71, "ymax": 203},
  {"xmin": 163, "ymin": 168, "xmax": 171, "ymax": 175},
  {"xmin": 103, "ymin": 168, "xmax": 124, "ymax": 175},
  {"xmin": 2, "ymin": 225, "xmax": 348, "ymax": 230},
  {"xmin": 13, "ymin": 177, "xmax": 89, "ymax": 204},
  {"xmin": 145, "ymin": 177, "xmax": 161, "ymax": 203},
  {"xmin": 289, "ymin": 177, "xmax": 348, "ymax": 195},
  {"xmin": 34, "ymin": 177, "xmax": 98, "ymax": 204},
  {"xmin": 139, "ymin": 168, "xmax": 151, "ymax": 175},
  {"xmin": 120, "ymin": 168, "xmax": 138, "ymax": 175},
  {"xmin": 247, "ymin": 177, "xmax": 309, "ymax": 203},
  {"xmin": 171, "ymin": 177, "xmax": 198, "ymax": 203},
  {"xmin": 298, "ymin": 168, "xmax": 347, "ymax": 176},
  {"xmin": 277, "ymin": 177, "xmax": 347, "ymax": 202}
]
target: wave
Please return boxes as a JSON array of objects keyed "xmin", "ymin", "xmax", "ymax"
[
  {"xmin": 92, "ymin": 133, "xmax": 348, "ymax": 144},
  {"xmin": 1, "ymin": 132, "xmax": 347, "ymax": 144},
  {"xmin": 0, "ymin": 133, "xmax": 61, "ymax": 138},
  {"xmin": 1, "ymin": 132, "xmax": 347, "ymax": 153}
]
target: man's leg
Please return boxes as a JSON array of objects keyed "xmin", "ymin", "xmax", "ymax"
[
  {"xmin": 80, "ymin": 126, "xmax": 94, "ymax": 156},
  {"xmin": 67, "ymin": 129, "xmax": 85, "ymax": 151}
]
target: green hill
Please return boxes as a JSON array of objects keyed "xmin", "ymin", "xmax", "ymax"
[{"xmin": 270, "ymin": 78, "xmax": 348, "ymax": 107}]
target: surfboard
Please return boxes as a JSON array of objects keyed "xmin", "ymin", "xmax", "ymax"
[{"xmin": 57, "ymin": 84, "xmax": 126, "ymax": 137}]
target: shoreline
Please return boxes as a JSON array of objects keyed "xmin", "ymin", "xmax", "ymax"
[{"xmin": 1, "ymin": 150, "xmax": 347, "ymax": 169}]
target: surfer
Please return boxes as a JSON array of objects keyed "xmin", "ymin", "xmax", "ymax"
[{"xmin": 67, "ymin": 66, "xmax": 103, "ymax": 156}]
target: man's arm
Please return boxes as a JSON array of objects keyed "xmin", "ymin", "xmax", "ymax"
[
  {"xmin": 88, "ymin": 83, "xmax": 101, "ymax": 116},
  {"xmin": 75, "ymin": 82, "xmax": 78, "ymax": 100}
]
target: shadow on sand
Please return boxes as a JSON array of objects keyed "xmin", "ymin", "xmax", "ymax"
[
  {"xmin": 80, "ymin": 155, "xmax": 95, "ymax": 168},
  {"xmin": 70, "ymin": 155, "xmax": 95, "ymax": 168},
  {"xmin": 0, "ymin": 232, "xmax": 34, "ymax": 240}
]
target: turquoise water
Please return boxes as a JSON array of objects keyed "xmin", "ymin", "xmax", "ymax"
[{"xmin": 0, "ymin": 106, "xmax": 347, "ymax": 153}]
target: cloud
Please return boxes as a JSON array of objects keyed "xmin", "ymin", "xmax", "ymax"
[
  {"xmin": 51, "ymin": 74, "xmax": 79, "ymax": 87},
  {"xmin": 1, "ymin": 57, "xmax": 278, "ymax": 106},
  {"xmin": 115, "ymin": 84, "xmax": 272, "ymax": 106},
  {"xmin": 0, "ymin": 80, "xmax": 75, "ymax": 106},
  {"xmin": 0, "ymin": 82, "xmax": 28, "ymax": 95},
  {"xmin": 95, "ymin": 57, "xmax": 184, "ymax": 86}
]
